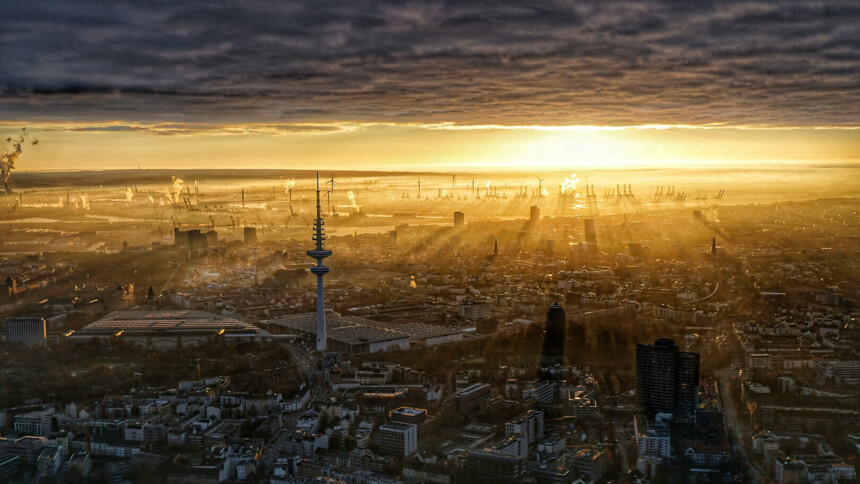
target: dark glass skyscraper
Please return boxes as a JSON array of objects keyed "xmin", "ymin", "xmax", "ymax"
[
  {"xmin": 636, "ymin": 338, "xmax": 699, "ymax": 422},
  {"xmin": 541, "ymin": 303, "xmax": 566, "ymax": 365},
  {"xmin": 584, "ymin": 219, "xmax": 597, "ymax": 245}
]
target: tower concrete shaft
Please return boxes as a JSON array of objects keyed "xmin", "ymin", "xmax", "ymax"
[{"xmin": 307, "ymin": 172, "xmax": 332, "ymax": 351}]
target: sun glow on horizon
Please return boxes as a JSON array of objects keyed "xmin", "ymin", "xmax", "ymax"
[{"xmin": 2, "ymin": 121, "xmax": 857, "ymax": 173}]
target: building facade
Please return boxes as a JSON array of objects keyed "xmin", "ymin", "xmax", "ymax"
[
  {"xmin": 5, "ymin": 317, "xmax": 47, "ymax": 347},
  {"xmin": 636, "ymin": 338, "xmax": 699, "ymax": 421},
  {"xmin": 378, "ymin": 421, "xmax": 417, "ymax": 457},
  {"xmin": 505, "ymin": 410, "xmax": 544, "ymax": 445},
  {"xmin": 541, "ymin": 303, "xmax": 566, "ymax": 365},
  {"xmin": 454, "ymin": 384, "xmax": 490, "ymax": 414}
]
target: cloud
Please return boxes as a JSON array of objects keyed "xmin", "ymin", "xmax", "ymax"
[
  {"xmin": 1, "ymin": 1, "xmax": 857, "ymax": 127},
  {"xmin": 32, "ymin": 122, "xmax": 360, "ymax": 136}
]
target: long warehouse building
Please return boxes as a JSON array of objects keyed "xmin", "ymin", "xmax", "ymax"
[
  {"xmin": 71, "ymin": 310, "xmax": 262, "ymax": 349},
  {"xmin": 262, "ymin": 310, "xmax": 463, "ymax": 355}
]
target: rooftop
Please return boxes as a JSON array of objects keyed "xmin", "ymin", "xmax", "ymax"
[
  {"xmin": 573, "ymin": 449, "xmax": 606, "ymax": 461},
  {"xmin": 268, "ymin": 312, "xmax": 409, "ymax": 345},
  {"xmin": 77, "ymin": 310, "xmax": 259, "ymax": 335},
  {"xmin": 380, "ymin": 421, "xmax": 417, "ymax": 431},
  {"xmin": 454, "ymin": 383, "xmax": 490, "ymax": 397},
  {"xmin": 391, "ymin": 407, "xmax": 427, "ymax": 417},
  {"xmin": 267, "ymin": 311, "xmax": 462, "ymax": 346}
]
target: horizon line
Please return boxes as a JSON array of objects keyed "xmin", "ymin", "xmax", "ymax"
[{"xmin": 14, "ymin": 161, "xmax": 860, "ymax": 176}]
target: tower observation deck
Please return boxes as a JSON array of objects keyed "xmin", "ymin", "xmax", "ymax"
[{"xmin": 307, "ymin": 172, "xmax": 332, "ymax": 351}]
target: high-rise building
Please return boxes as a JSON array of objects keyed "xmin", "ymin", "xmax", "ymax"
[
  {"xmin": 377, "ymin": 421, "xmax": 417, "ymax": 457},
  {"xmin": 174, "ymin": 228, "xmax": 212, "ymax": 250},
  {"xmin": 541, "ymin": 303, "xmax": 566, "ymax": 365},
  {"xmin": 505, "ymin": 410, "xmax": 545, "ymax": 445},
  {"xmin": 636, "ymin": 338, "xmax": 700, "ymax": 421},
  {"xmin": 5, "ymin": 317, "xmax": 47, "ymax": 347},
  {"xmin": 244, "ymin": 227, "xmax": 257, "ymax": 244},
  {"xmin": 307, "ymin": 173, "xmax": 332, "ymax": 352},
  {"xmin": 584, "ymin": 219, "xmax": 597, "ymax": 245},
  {"xmin": 530, "ymin": 205, "xmax": 540, "ymax": 223},
  {"xmin": 453, "ymin": 211, "xmax": 465, "ymax": 227}
]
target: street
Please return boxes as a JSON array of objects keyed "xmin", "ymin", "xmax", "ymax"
[
  {"xmin": 717, "ymin": 367, "xmax": 760, "ymax": 483},
  {"xmin": 259, "ymin": 341, "xmax": 335, "ymax": 473}
]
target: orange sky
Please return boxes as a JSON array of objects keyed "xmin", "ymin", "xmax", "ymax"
[
  {"xmin": 3, "ymin": 3, "xmax": 859, "ymax": 173},
  {"xmin": 4, "ymin": 122, "xmax": 857, "ymax": 172}
]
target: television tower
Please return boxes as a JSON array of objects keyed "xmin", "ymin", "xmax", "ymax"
[{"xmin": 307, "ymin": 172, "xmax": 332, "ymax": 352}]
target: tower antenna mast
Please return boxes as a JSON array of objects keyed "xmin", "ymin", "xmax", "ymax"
[{"xmin": 307, "ymin": 172, "xmax": 332, "ymax": 352}]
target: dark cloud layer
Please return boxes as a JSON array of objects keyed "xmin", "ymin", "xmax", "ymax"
[{"xmin": 1, "ymin": 1, "xmax": 858, "ymax": 126}]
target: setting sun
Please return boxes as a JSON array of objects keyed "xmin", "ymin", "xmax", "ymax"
[{"xmin": 3, "ymin": 122, "xmax": 857, "ymax": 173}]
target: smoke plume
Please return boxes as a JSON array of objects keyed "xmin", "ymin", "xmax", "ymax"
[
  {"xmin": 561, "ymin": 173, "xmax": 578, "ymax": 194},
  {"xmin": 347, "ymin": 190, "xmax": 360, "ymax": 212},
  {"xmin": 170, "ymin": 176, "xmax": 184, "ymax": 204},
  {"xmin": 125, "ymin": 186, "xmax": 134, "ymax": 204},
  {"xmin": 1, "ymin": 128, "xmax": 39, "ymax": 194}
]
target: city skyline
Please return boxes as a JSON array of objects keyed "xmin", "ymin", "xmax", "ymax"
[{"xmin": 0, "ymin": 3, "xmax": 858, "ymax": 483}]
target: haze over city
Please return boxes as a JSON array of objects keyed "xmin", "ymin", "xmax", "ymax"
[{"xmin": 0, "ymin": 2, "xmax": 858, "ymax": 484}]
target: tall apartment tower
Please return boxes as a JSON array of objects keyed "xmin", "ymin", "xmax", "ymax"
[
  {"xmin": 244, "ymin": 227, "xmax": 257, "ymax": 244},
  {"xmin": 636, "ymin": 338, "xmax": 700, "ymax": 421},
  {"xmin": 5, "ymin": 317, "xmax": 47, "ymax": 347},
  {"xmin": 454, "ymin": 211, "xmax": 465, "ymax": 227},
  {"xmin": 530, "ymin": 206, "xmax": 540, "ymax": 224},
  {"xmin": 584, "ymin": 219, "xmax": 597, "ymax": 245},
  {"xmin": 541, "ymin": 303, "xmax": 566, "ymax": 365}
]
